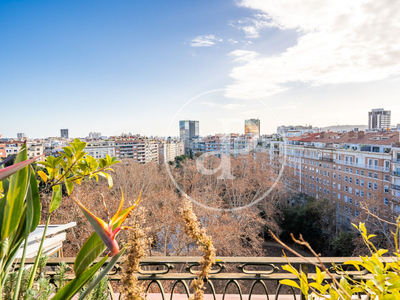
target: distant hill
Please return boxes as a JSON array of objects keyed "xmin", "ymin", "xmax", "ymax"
[{"xmin": 321, "ymin": 125, "xmax": 368, "ymax": 132}]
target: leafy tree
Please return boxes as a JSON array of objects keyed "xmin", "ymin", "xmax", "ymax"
[
  {"xmin": 277, "ymin": 195, "xmax": 335, "ymax": 255},
  {"xmin": 330, "ymin": 231, "xmax": 356, "ymax": 256}
]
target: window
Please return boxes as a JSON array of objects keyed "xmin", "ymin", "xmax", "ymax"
[
  {"xmin": 361, "ymin": 170, "xmax": 364, "ymax": 176},
  {"xmin": 349, "ymin": 177, "xmax": 353, "ymax": 183},
  {"xmin": 338, "ymin": 203, "xmax": 340, "ymax": 209},
  {"xmin": 384, "ymin": 186, "xmax": 389, "ymax": 193},
  {"xmin": 360, "ymin": 190, "xmax": 364, "ymax": 197},
  {"xmin": 368, "ymin": 172, "xmax": 372, "ymax": 178},
  {"xmin": 349, "ymin": 197, "xmax": 352, "ymax": 204},
  {"xmin": 355, "ymin": 210, "xmax": 359, "ymax": 217},
  {"xmin": 355, "ymin": 189, "xmax": 359, "ymax": 196},
  {"xmin": 327, "ymin": 181, "xmax": 329, "ymax": 186},
  {"xmin": 338, "ymin": 193, "xmax": 341, "ymax": 199},
  {"xmin": 349, "ymin": 208, "xmax": 352, "ymax": 214},
  {"xmin": 327, "ymin": 171, "xmax": 329, "ymax": 176},
  {"xmin": 356, "ymin": 169, "xmax": 359, "ymax": 175},
  {"xmin": 355, "ymin": 178, "xmax": 359, "ymax": 185},
  {"xmin": 333, "ymin": 173, "xmax": 336, "ymax": 179},
  {"xmin": 345, "ymin": 186, "xmax": 348, "ymax": 192},
  {"xmin": 338, "ymin": 166, "xmax": 341, "ymax": 171},
  {"xmin": 385, "ymin": 175, "xmax": 390, "ymax": 181},
  {"xmin": 345, "ymin": 167, "xmax": 349, "ymax": 173},
  {"xmin": 373, "ymin": 183, "xmax": 377, "ymax": 190},
  {"xmin": 368, "ymin": 182, "xmax": 372, "ymax": 189},
  {"xmin": 338, "ymin": 174, "xmax": 341, "ymax": 180},
  {"xmin": 373, "ymin": 173, "xmax": 378, "ymax": 179},
  {"xmin": 333, "ymin": 182, "xmax": 336, "ymax": 188},
  {"xmin": 333, "ymin": 165, "xmax": 336, "ymax": 170},
  {"xmin": 355, "ymin": 200, "xmax": 359, "ymax": 206},
  {"xmin": 338, "ymin": 184, "xmax": 341, "ymax": 190},
  {"xmin": 367, "ymin": 193, "xmax": 371, "ymax": 199},
  {"xmin": 344, "ymin": 176, "xmax": 348, "ymax": 182},
  {"xmin": 349, "ymin": 168, "xmax": 353, "ymax": 174},
  {"xmin": 384, "ymin": 198, "xmax": 389, "ymax": 206},
  {"xmin": 333, "ymin": 191, "xmax": 336, "ymax": 197},
  {"xmin": 360, "ymin": 179, "xmax": 364, "ymax": 187},
  {"xmin": 349, "ymin": 187, "xmax": 352, "ymax": 193}
]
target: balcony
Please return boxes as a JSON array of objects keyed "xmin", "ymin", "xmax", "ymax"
[
  {"xmin": 16, "ymin": 256, "xmax": 382, "ymax": 300},
  {"xmin": 333, "ymin": 160, "xmax": 390, "ymax": 172},
  {"xmin": 392, "ymin": 184, "xmax": 400, "ymax": 191}
]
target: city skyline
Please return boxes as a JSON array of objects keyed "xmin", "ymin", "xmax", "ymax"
[{"xmin": 1, "ymin": 1, "xmax": 400, "ymax": 138}]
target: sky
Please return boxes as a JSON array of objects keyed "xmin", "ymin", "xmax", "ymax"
[{"xmin": 1, "ymin": 0, "xmax": 400, "ymax": 138}]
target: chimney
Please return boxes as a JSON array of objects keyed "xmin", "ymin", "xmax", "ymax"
[
  {"xmin": 357, "ymin": 131, "xmax": 365, "ymax": 138},
  {"xmin": 320, "ymin": 132, "xmax": 325, "ymax": 138},
  {"xmin": 348, "ymin": 131, "xmax": 355, "ymax": 138}
]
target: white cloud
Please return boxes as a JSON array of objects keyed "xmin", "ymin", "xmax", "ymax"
[
  {"xmin": 201, "ymin": 102, "xmax": 219, "ymax": 107},
  {"xmin": 202, "ymin": 102, "xmax": 245, "ymax": 110},
  {"xmin": 229, "ymin": 50, "xmax": 259, "ymax": 62},
  {"xmin": 226, "ymin": 0, "xmax": 400, "ymax": 99},
  {"xmin": 228, "ymin": 39, "xmax": 239, "ymax": 44},
  {"xmin": 190, "ymin": 35, "xmax": 221, "ymax": 47},
  {"xmin": 278, "ymin": 102, "xmax": 298, "ymax": 110},
  {"xmin": 230, "ymin": 14, "xmax": 276, "ymax": 38},
  {"xmin": 221, "ymin": 104, "xmax": 246, "ymax": 110}
]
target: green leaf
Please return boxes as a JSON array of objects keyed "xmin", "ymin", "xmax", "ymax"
[
  {"xmin": 28, "ymin": 168, "xmax": 40, "ymax": 232},
  {"xmin": 78, "ymin": 248, "xmax": 126, "ymax": 300},
  {"xmin": 51, "ymin": 255, "xmax": 108, "ymax": 300},
  {"xmin": 49, "ymin": 185, "xmax": 63, "ymax": 213},
  {"xmin": 65, "ymin": 178, "xmax": 74, "ymax": 196},
  {"xmin": 74, "ymin": 232, "xmax": 106, "ymax": 276},
  {"xmin": 1, "ymin": 146, "xmax": 29, "ymax": 240}
]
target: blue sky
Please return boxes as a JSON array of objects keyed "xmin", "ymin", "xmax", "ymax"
[{"xmin": 1, "ymin": 0, "xmax": 400, "ymax": 138}]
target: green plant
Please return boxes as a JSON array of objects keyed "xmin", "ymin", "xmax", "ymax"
[
  {"xmin": 0, "ymin": 139, "xmax": 131, "ymax": 299},
  {"xmin": 80, "ymin": 272, "xmax": 110, "ymax": 300},
  {"xmin": 331, "ymin": 231, "xmax": 356, "ymax": 257},
  {"xmin": 273, "ymin": 219, "xmax": 400, "ymax": 299}
]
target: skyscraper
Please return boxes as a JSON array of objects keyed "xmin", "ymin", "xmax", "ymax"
[
  {"xmin": 60, "ymin": 129, "xmax": 69, "ymax": 139},
  {"xmin": 179, "ymin": 120, "xmax": 199, "ymax": 154},
  {"xmin": 17, "ymin": 133, "xmax": 26, "ymax": 140},
  {"xmin": 368, "ymin": 109, "xmax": 391, "ymax": 130},
  {"xmin": 245, "ymin": 119, "xmax": 260, "ymax": 136}
]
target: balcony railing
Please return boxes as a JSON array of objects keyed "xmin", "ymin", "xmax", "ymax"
[
  {"xmin": 392, "ymin": 184, "xmax": 400, "ymax": 191},
  {"xmin": 333, "ymin": 160, "xmax": 390, "ymax": 172},
  {"xmin": 14, "ymin": 256, "xmax": 385, "ymax": 300}
]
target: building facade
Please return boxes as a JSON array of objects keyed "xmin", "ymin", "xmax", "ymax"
[
  {"xmin": 368, "ymin": 108, "xmax": 391, "ymax": 130},
  {"xmin": 281, "ymin": 130, "xmax": 399, "ymax": 229},
  {"xmin": 179, "ymin": 120, "xmax": 199, "ymax": 154},
  {"xmin": 60, "ymin": 129, "xmax": 69, "ymax": 139},
  {"xmin": 245, "ymin": 119, "xmax": 260, "ymax": 136}
]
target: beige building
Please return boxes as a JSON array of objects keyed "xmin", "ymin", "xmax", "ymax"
[
  {"xmin": 281, "ymin": 131, "xmax": 399, "ymax": 229},
  {"xmin": 114, "ymin": 137, "xmax": 158, "ymax": 164},
  {"xmin": 85, "ymin": 141, "xmax": 115, "ymax": 159}
]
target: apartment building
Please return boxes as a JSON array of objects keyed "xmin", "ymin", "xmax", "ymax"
[
  {"xmin": 0, "ymin": 144, "xmax": 5, "ymax": 158},
  {"xmin": 2, "ymin": 142, "xmax": 45, "ymax": 160},
  {"xmin": 114, "ymin": 137, "xmax": 158, "ymax": 164},
  {"xmin": 282, "ymin": 131, "xmax": 399, "ymax": 228},
  {"xmin": 85, "ymin": 141, "xmax": 115, "ymax": 159},
  {"xmin": 368, "ymin": 108, "xmax": 391, "ymax": 130},
  {"xmin": 162, "ymin": 140, "xmax": 184, "ymax": 163}
]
